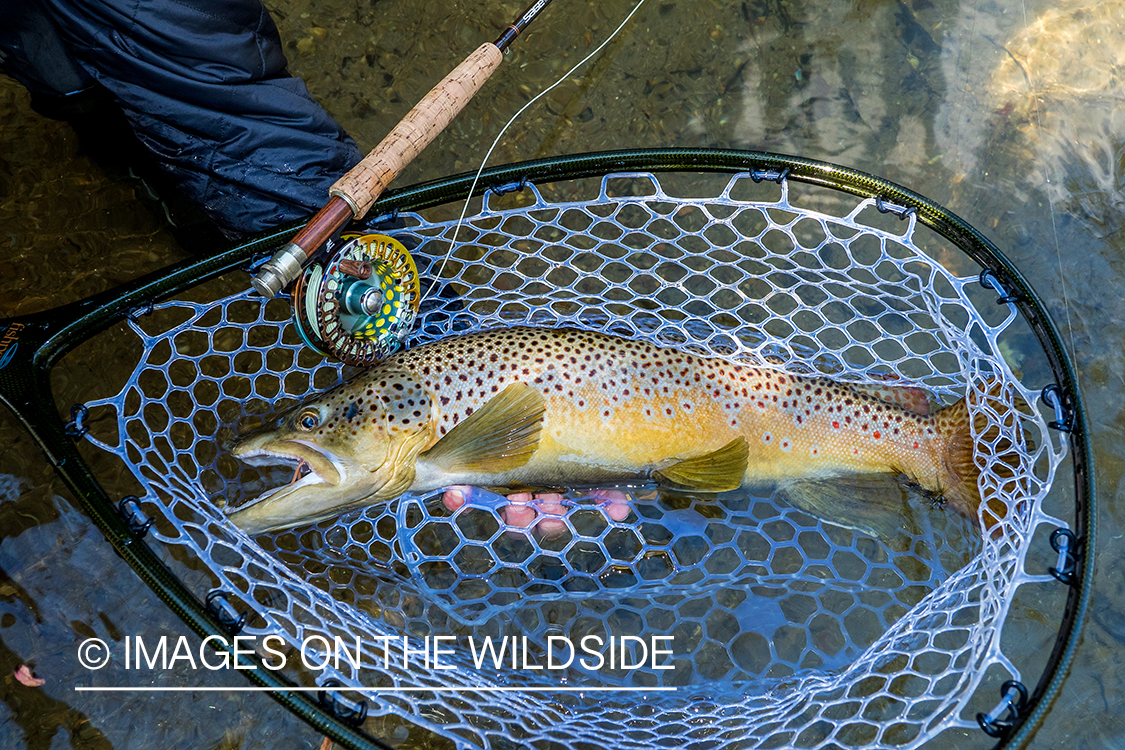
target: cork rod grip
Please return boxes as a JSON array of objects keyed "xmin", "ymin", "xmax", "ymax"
[{"xmin": 330, "ymin": 42, "xmax": 504, "ymax": 219}]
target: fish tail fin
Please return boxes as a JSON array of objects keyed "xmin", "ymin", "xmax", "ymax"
[{"xmin": 934, "ymin": 380, "xmax": 1033, "ymax": 533}]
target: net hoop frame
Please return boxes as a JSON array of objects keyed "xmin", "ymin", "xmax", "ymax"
[{"xmin": 0, "ymin": 148, "xmax": 1094, "ymax": 750}]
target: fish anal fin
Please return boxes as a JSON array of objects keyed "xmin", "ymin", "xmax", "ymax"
[
  {"xmin": 654, "ymin": 437, "xmax": 748, "ymax": 493},
  {"xmin": 420, "ymin": 383, "xmax": 545, "ymax": 474},
  {"xmin": 779, "ymin": 474, "xmax": 911, "ymax": 541}
]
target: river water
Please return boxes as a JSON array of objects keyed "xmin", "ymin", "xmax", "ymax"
[{"xmin": 1, "ymin": 0, "xmax": 1122, "ymax": 747}]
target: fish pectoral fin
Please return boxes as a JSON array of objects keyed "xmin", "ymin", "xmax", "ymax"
[
  {"xmin": 653, "ymin": 437, "xmax": 748, "ymax": 493},
  {"xmin": 419, "ymin": 383, "xmax": 545, "ymax": 475},
  {"xmin": 777, "ymin": 474, "xmax": 912, "ymax": 542}
]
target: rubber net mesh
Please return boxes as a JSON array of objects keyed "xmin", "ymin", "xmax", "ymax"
[{"xmin": 81, "ymin": 172, "xmax": 1066, "ymax": 748}]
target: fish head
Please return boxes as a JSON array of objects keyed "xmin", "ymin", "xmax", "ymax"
[{"xmin": 226, "ymin": 369, "xmax": 435, "ymax": 533}]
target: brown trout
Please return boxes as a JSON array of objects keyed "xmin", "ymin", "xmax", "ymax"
[{"xmin": 228, "ymin": 327, "xmax": 1022, "ymax": 534}]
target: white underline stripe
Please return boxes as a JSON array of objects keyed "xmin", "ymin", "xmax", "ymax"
[{"xmin": 75, "ymin": 686, "xmax": 677, "ymax": 693}]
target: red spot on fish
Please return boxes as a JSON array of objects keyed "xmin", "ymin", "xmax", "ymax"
[
  {"xmin": 913, "ymin": 441, "xmax": 919, "ymax": 449},
  {"xmin": 873, "ymin": 430, "xmax": 881, "ymax": 439},
  {"xmin": 832, "ymin": 420, "xmax": 840, "ymax": 429}
]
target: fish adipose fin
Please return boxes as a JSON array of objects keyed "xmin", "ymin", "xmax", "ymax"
[
  {"xmin": 654, "ymin": 437, "xmax": 749, "ymax": 492},
  {"xmin": 778, "ymin": 475, "xmax": 913, "ymax": 541},
  {"xmin": 420, "ymin": 383, "xmax": 546, "ymax": 474},
  {"xmin": 934, "ymin": 380, "xmax": 1033, "ymax": 532},
  {"xmin": 853, "ymin": 379, "xmax": 934, "ymax": 416}
]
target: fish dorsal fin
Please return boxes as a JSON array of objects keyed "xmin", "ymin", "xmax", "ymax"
[
  {"xmin": 419, "ymin": 383, "xmax": 546, "ymax": 475},
  {"xmin": 654, "ymin": 437, "xmax": 749, "ymax": 492}
]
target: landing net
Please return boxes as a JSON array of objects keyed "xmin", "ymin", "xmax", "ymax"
[{"xmin": 78, "ymin": 168, "xmax": 1068, "ymax": 748}]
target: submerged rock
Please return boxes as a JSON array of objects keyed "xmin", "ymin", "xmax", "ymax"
[{"xmin": 987, "ymin": 1, "xmax": 1125, "ymax": 237}]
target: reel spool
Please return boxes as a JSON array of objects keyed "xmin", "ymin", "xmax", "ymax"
[{"xmin": 291, "ymin": 233, "xmax": 420, "ymax": 365}]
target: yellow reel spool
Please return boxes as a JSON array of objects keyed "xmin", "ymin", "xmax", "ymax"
[{"xmin": 291, "ymin": 233, "xmax": 420, "ymax": 365}]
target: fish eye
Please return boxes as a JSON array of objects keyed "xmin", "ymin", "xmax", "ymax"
[{"xmin": 297, "ymin": 409, "xmax": 320, "ymax": 431}]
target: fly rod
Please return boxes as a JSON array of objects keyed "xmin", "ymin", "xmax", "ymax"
[{"xmin": 251, "ymin": 0, "xmax": 555, "ymax": 298}]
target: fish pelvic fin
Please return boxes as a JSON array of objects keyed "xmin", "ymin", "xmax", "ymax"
[
  {"xmin": 654, "ymin": 437, "xmax": 749, "ymax": 493},
  {"xmin": 419, "ymin": 382, "xmax": 546, "ymax": 475},
  {"xmin": 935, "ymin": 380, "xmax": 1034, "ymax": 534}
]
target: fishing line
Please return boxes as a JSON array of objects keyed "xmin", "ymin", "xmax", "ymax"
[
  {"xmin": 422, "ymin": 0, "xmax": 650, "ymax": 301},
  {"xmin": 1017, "ymin": 0, "xmax": 1078, "ymax": 374}
]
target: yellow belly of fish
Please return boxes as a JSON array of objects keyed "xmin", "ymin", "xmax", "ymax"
[
  {"xmin": 483, "ymin": 379, "xmax": 940, "ymax": 489},
  {"xmin": 403, "ymin": 327, "xmax": 945, "ymax": 494}
]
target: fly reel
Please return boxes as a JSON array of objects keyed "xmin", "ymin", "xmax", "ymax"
[{"xmin": 290, "ymin": 233, "xmax": 420, "ymax": 365}]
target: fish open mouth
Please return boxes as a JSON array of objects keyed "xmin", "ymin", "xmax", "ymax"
[{"xmin": 228, "ymin": 439, "xmax": 344, "ymax": 511}]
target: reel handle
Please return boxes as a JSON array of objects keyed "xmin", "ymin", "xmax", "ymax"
[{"xmin": 251, "ymin": 43, "xmax": 504, "ymax": 298}]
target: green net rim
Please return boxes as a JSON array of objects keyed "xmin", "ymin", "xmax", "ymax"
[{"xmin": 0, "ymin": 148, "xmax": 1094, "ymax": 750}]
